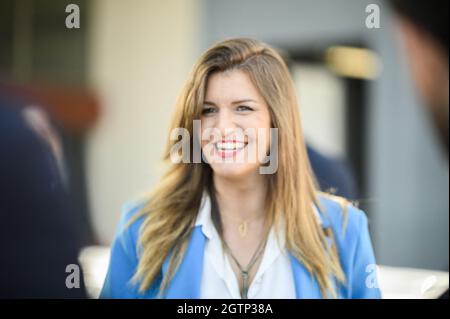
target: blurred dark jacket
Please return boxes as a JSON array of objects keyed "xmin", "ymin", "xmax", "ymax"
[
  {"xmin": 0, "ymin": 90, "xmax": 86, "ymax": 298},
  {"xmin": 307, "ymin": 145, "xmax": 358, "ymax": 200}
]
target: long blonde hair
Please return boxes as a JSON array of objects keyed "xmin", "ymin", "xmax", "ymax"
[{"xmin": 132, "ymin": 38, "xmax": 346, "ymax": 298}]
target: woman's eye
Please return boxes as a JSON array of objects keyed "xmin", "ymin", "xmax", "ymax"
[
  {"xmin": 236, "ymin": 105, "xmax": 253, "ymax": 112},
  {"xmin": 201, "ymin": 107, "xmax": 217, "ymax": 115}
]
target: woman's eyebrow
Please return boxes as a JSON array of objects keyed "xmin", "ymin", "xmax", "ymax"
[
  {"xmin": 231, "ymin": 99, "xmax": 257, "ymax": 104},
  {"xmin": 203, "ymin": 99, "xmax": 257, "ymax": 106}
]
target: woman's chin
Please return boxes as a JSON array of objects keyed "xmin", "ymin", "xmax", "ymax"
[{"xmin": 209, "ymin": 162, "xmax": 258, "ymax": 180}]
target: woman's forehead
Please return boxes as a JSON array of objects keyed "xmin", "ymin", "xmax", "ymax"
[{"xmin": 204, "ymin": 70, "xmax": 263, "ymax": 104}]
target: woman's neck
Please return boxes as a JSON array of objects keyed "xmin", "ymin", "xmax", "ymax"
[{"xmin": 213, "ymin": 171, "xmax": 268, "ymax": 223}]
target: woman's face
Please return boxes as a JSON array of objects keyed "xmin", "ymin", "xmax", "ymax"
[{"xmin": 200, "ymin": 69, "xmax": 272, "ymax": 179}]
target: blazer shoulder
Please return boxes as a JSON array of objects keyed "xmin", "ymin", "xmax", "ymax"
[
  {"xmin": 317, "ymin": 193, "xmax": 370, "ymax": 242},
  {"xmin": 119, "ymin": 200, "xmax": 146, "ymax": 231},
  {"xmin": 113, "ymin": 198, "xmax": 148, "ymax": 260}
]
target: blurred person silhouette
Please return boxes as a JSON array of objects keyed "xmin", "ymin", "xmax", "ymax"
[
  {"xmin": 0, "ymin": 85, "xmax": 86, "ymax": 298},
  {"xmin": 388, "ymin": 0, "xmax": 448, "ymax": 298},
  {"xmin": 306, "ymin": 144, "xmax": 358, "ymax": 200}
]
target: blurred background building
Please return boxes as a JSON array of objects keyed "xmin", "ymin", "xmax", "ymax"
[{"xmin": 0, "ymin": 0, "xmax": 448, "ymax": 291}]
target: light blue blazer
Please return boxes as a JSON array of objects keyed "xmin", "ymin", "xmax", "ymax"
[{"xmin": 100, "ymin": 195, "xmax": 381, "ymax": 299}]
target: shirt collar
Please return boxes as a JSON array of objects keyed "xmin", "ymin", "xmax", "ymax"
[{"xmin": 195, "ymin": 192, "xmax": 215, "ymax": 239}]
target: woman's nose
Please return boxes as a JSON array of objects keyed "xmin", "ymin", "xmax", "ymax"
[{"xmin": 216, "ymin": 109, "xmax": 236, "ymax": 135}]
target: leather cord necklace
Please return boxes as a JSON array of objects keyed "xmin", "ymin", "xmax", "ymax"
[{"xmin": 222, "ymin": 233, "xmax": 269, "ymax": 299}]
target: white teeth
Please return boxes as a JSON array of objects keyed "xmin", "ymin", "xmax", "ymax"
[{"xmin": 215, "ymin": 142, "xmax": 246, "ymax": 150}]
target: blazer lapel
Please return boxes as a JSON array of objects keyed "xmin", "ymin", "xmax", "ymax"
[
  {"xmin": 289, "ymin": 204, "xmax": 330, "ymax": 299},
  {"xmin": 289, "ymin": 252, "xmax": 322, "ymax": 298},
  {"xmin": 161, "ymin": 226, "xmax": 206, "ymax": 298}
]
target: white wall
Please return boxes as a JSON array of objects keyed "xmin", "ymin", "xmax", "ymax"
[
  {"xmin": 292, "ymin": 63, "xmax": 346, "ymax": 158},
  {"xmin": 86, "ymin": 0, "xmax": 200, "ymax": 244}
]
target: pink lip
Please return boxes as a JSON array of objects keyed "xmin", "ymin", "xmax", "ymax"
[
  {"xmin": 214, "ymin": 143, "xmax": 247, "ymax": 159},
  {"xmin": 217, "ymin": 149, "xmax": 240, "ymax": 158}
]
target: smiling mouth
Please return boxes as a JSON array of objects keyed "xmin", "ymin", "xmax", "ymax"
[{"xmin": 214, "ymin": 140, "xmax": 248, "ymax": 158}]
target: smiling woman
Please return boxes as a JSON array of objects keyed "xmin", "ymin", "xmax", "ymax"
[
  {"xmin": 100, "ymin": 38, "xmax": 381, "ymax": 299},
  {"xmin": 200, "ymin": 70, "xmax": 273, "ymax": 176}
]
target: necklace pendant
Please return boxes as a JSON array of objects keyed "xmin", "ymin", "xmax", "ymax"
[
  {"xmin": 238, "ymin": 222, "xmax": 248, "ymax": 237},
  {"xmin": 242, "ymin": 271, "xmax": 249, "ymax": 299}
]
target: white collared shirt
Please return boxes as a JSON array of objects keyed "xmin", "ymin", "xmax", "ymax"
[{"xmin": 195, "ymin": 193, "xmax": 297, "ymax": 299}]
